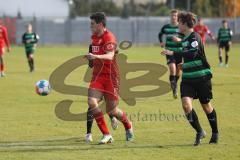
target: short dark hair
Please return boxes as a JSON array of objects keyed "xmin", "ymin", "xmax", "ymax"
[
  {"xmin": 171, "ymin": 9, "xmax": 178, "ymax": 14},
  {"xmin": 90, "ymin": 12, "xmax": 106, "ymax": 27},
  {"xmin": 222, "ymin": 20, "xmax": 227, "ymax": 24},
  {"xmin": 178, "ymin": 11, "xmax": 196, "ymax": 28}
]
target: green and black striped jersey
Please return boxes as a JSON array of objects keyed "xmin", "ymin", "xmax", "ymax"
[
  {"xmin": 22, "ymin": 32, "xmax": 39, "ymax": 53},
  {"xmin": 158, "ymin": 24, "xmax": 184, "ymax": 52},
  {"xmin": 174, "ymin": 32, "xmax": 212, "ymax": 82},
  {"xmin": 217, "ymin": 27, "xmax": 232, "ymax": 43}
]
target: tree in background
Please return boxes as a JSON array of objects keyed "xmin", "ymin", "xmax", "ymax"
[
  {"xmin": 192, "ymin": 0, "xmax": 212, "ymax": 17},
  {"xmin": 209, "ymin": 0, "xmax": 240, "ymax": 17},
  {"xmin": 121, "ymin": 2, "xmax": 130, "ymax": 18},
  {"xmin": 69, "ymin": 0, "xmax": 240, "ymax": 18},
  {"xmin": 70, "ymin": 0, "xmax": 120, "ymax": 16},
  {"xmin": 70, "ymin": 0, "xmax": 170, "ymax": 17},
  {"xmin": 166, "ymin": 0, "xmax": 240, "ymax": 18},
  {"xmin": 222, "ymin": 0, "xmax": 240, "ymax": 17},
  {"xmin": 166, "ymin": 0, "xmax": 187, "ymax": 10},
  {"xmin": 17, "ymin": 9, "xmax": 22, "ymax": 19},
  {"xmin": 208, "ymin": 0, "xmax": 221, "ymax": 17}
]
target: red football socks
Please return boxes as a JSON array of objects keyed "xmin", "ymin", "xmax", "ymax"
[
  {"xmin": 117, "ymin": 112, "xmax": 131, "ymax": 130},
  {"xmin": 0, "ymin": 64, "xmax": 4, "ymax": 72},
  {"xmin": 94, "ymin": 111, "xmax": 110, "ymax": 135}
]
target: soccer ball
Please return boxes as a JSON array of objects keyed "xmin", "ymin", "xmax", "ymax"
[{"xmin": 35, "ymin": 80, "xmax": 51, "ymax": 96}]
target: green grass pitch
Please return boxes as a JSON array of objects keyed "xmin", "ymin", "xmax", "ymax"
[{"xmin": 0, "ymin": 44, "xmax": 239, "ymax": 159}]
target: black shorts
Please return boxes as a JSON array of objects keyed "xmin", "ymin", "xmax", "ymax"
[
  {"xmin": 26, "ymin": 52, "xmax": 34, "ymax": 57},
  {"xmin": 180, "ymin": 80, "xmax": 213, "ymax": 104},
  {"xmin": 166, "ymin": 55, "xmax": 182, "ymax": 65},
  {"xmin": 219, "ymin": 41, "xmax": 230, "ymax": 52}
]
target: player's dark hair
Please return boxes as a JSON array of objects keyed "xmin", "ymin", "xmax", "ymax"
[
  {"xmin": 222, "ymin": 20, "xmax": 227, "ymax": 24},
  {"xmin": 90, "ymin": 12, "xmax": 106, "ymax": 27},
  {"xmin": 178, "ymin": 11, "xmax": 196, "ymax": 28},
  {"xmin": 171, "ymin": 9, "xmax": 178, "ymax": 14}
]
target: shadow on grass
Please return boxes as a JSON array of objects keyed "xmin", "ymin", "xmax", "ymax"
[{"xmin": 0, "ymin": 137, "xmax": 197, "ymax": 153}]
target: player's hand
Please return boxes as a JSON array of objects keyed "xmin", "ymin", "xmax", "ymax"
[
  {"xmin": 172, "ymin": 36, "xmax": 181, "ymax": 42},
  {"xmin": 160, "ymin": 42, "xmax": 165, "ymax": 48},
  {"xmin": 26, "ymin": 39, "xmax": 31, "ymax": 44},
  {"xmin": 212, "ymin": 36, "xmax": 216, "ymax": 41},
  {"xmin": 88, "ymin": 59, "xmax": 94, "ymax": 68},
  {"xmin": 161, "ymin": 49, "xmax": 173, "ymax": 56},
  {"xmin": 229, "ymin": 41, "xmax": 232, "ymax": 46},
  {"xmin": 85, "ymin": 53, "xmax": 97, "ymax": 60},
  {"xmin": 177, "ymin": 63, "xmax": 183, "ymax": 70}
]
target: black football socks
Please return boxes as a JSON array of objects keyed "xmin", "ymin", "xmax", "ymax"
[
  {"xmin": 206, "ymin": 109, "xmax": 218, "ymax": 134},
  {"xmin": 87, "ymin": 107, "xmax": 94, "ymax": 134},
  {"xmin": 186, "ymin": 109, "xmax": 203, "ymax": 133}
]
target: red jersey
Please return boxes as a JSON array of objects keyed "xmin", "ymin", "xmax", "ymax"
[
  {"xmin": 91, "ymin": 29, "xmax": 119, "ymax": 79},
  {"xmin": 0, "ymin": 25, "xmax": 10, "ymax": 48},
  {"xmin": 194, "ymin": 24, "xmax": 213, "ymax": 44}
]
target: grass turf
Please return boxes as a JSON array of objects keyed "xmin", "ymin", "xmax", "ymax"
[{"xmin": 0, "ymin": 44, "xmax": 239, "ymax": 159}]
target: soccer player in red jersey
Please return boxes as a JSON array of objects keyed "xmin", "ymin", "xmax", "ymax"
[
  {"xmin": 0, "ymin": 20, "xmax": 10, "ymax": 77},
  {"xmin": 85, "ymin": 44, "xmax": 118, "ymax": 143},
  {"xmin": 194, "ymin": 17, "xmax": 215, "ymax": 45},
  {"xmin": 85, "ymin": 12, "xmax": 133, "ymax": 144}
]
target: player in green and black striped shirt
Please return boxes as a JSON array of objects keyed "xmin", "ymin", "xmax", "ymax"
[
  {"xmin": 162, "ymin": 11, "xmax": 219, "ymax": 146},
  {"xmin": 217, "ymin": 20, "xmax": 233, "ymax": 67},
  {"xmin": 22, "ymin": 23, "xmax": 39, "ymax": 72},
  {"xmin": 158, "ymin": 9, "xmax": 183, "ymax": 99}
]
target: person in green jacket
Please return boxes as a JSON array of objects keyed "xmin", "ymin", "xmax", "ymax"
[
  {"xmin": 22, "ymin": 23, "xmax": 39, "ymax": 72},
  {"xmin": 217, "ymin": 20, "xmax": 233, "ymax": 67},
  {"xmin": 161, "ymin": 11, "xmax": 219, "ymax": 146}
]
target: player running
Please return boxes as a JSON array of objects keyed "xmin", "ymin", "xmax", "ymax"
[
  {"xmin": 85, "ymin": 45, "xmax": 118, "ymax": 142},
  {"xmin": 161, "ymin": 11, "xmax": 219, "ymax": 146},
  {"xmin": 158, "ymin": 9, "xmax": 183, "ymax": 99},
  {"xmin": 22, "ymin": 23, "xmax": 39, "ymax": 72},
  {"xmin": 85, "ymin": 12, "xmax": 133, "ymax": 144},
  {"xmin": 0, "ymin": 20, "xmax": 10, "ymax": 77},
  {"xmin": 194, "ymin": 17, "xmax": 215, "ymax": 45},
  {"xmin": 217, "ymin": 20, "xmax": 233, "ymax": 67}
]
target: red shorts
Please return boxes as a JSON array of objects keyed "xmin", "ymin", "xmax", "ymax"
[
  {"xmin": 89, "ymin": 75, "xmax": 119, "ymax": 101},
  {"xmin": 0, "ymin": 47, "xmax": 5, "ymax": 56}
]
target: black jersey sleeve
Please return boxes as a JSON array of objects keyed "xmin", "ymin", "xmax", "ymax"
[
  {"xmin": 88, "ymin": 44, "xmax": 93, "ymax": 68},
  {"xmin": 217, "ymin": 29, "xmax": 220, "ymax": 43},
  {"xmin": 158, "ymin": 25, "xmax": 165, "ymax": 43},
  {"xmin": 22, "ymin": 33, "xmax": 26, "ymax": 44},
  {"xmin": 174, "ymin": 33, "xmax": 199, "ymax": 59}
]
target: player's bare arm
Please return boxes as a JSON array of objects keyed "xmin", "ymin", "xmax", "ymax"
[
  {"xmin": 172, "ymin": 36, "xmax": 182, "ymax": 42},
  {"xmin": 161, "ymin": 49, "xmax": 174, "ymax": 56},
  {"xmin": 86, "ymin": 51, "xmax": 115, "ymax": 60}
]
